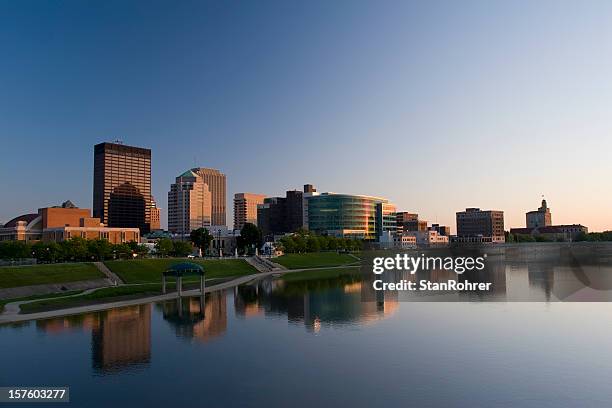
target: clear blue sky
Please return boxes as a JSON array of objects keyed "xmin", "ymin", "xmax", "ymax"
[{"xmin": 1, "ymin": 0, "xmax": 611, "ymax": 231}]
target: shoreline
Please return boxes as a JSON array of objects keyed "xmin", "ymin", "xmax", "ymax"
[{"xmin": 0, "ymin": 265, "xmax": 359, "ymax": 325}]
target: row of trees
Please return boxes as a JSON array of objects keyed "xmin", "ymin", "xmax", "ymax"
[
  {"xmin": 153, "ymin": 238, "xmax": 194, "ymax": 257},
  {"xmin": 505, "ymin": 233, "xmax": 565, "ymax": 243},
  {"xmin": 189, "ymin": 223, "xmax": 262, "ymax": 256},
  {"xmin": 0, "ymin": 238, "xmax": 150, "ymax": 262},
  {"xmin": 278, "ymin": 229, "xmax": 362, "ymax": 253},
  {"xmin": 506, "ymin": 231, "xmax": 612, "ymax": 243},
  {"xmin": 575, "ymin": 232, "xmax": 612, "ymax": 242},
  {"xmin": 0, "ymin": 223, "xmax": 364, "ymax": 261}
]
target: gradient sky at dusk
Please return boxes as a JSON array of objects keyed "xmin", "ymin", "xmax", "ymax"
[{"xmin": 1, "ymin": 0, "xmax": 611, "ymax": 231}]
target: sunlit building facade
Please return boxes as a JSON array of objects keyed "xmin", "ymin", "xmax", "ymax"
[
  {"xmin": 167, "ymin": 170, "xmax": 212, "ymax": 236},
  {"xmin": 233, "ymin": 193, "xmax": 266, "ymax": 230},
  {"xmin": 305, "ymin": 193, "xmax": 396, "ymax": 240},
  {"xmin": 93, "ymin": 142, "xmax": 152, "ymax": 234}
]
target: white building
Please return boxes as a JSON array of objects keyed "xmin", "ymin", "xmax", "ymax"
[{"xmin": 404, "ymin": 230, "xmax": 449, "ymax": 247}]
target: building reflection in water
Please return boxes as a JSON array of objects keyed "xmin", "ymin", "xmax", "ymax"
[
  {"xmin": 92, "ymin": 305, "xmax": 151, "ymax": 373},
  {"xmin": 233, "ymin": 271, "xmax": 398, "ymax": 332},
  {"xmin": 36, "ymin": 305, "xmax": 152, "ymax": 374},
  {"xmin": 157, "ymin": 291, "xmax": 227, "ymax": 343}
]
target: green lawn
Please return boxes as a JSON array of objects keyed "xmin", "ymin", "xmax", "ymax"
[
  {"xmin": 18, "ymin": 284, "xmax": 166, "ymax": 314},
  {"xmin": 0, "ymin": 291, "xmax": 83, "ymax": 314},
  {"xmin": 0, "ymin": 263, "xmax": 104, "ymax": 289},
  {"xmin": 104, "ymin": 258, "xmax": 258, "ymax": 284},
  {"xmin": 274, "ymin": 252, "xmax": 358, "ymax": 269},
  {"xmin": 281, "ymin": 267, "xmax": 361, "ymax": 282}
]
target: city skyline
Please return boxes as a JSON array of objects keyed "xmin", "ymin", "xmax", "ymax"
[
  {"xmin": 1, "ymin": 1, "xmax": 612, "ymax": 231},
  {"xmin": 0, "ymin": 138, "xmax": 602, "ymax": 232}
]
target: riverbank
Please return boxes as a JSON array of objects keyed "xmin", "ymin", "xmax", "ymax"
[{"xmin": 0, "ymin": 265, "xmax": 359, "ymax": 324}]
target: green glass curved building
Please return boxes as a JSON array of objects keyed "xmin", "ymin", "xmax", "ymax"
[{"xmin": 305, "ymin": 193, "xmax": 396, "ymax": 240}]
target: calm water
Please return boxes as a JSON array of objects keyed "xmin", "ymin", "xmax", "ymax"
[{"xmin": 3, "ymin": 245, "xmax": 612, "ymax": 407}]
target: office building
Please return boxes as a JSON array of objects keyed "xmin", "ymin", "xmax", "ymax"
[
  {"xmin": 0, "ymin": 201, "xmax": 140, "ymax": 243},
  {"xmin": 167, "ymin": 170, "xmax": 212, "ymax": 236},
  {"xmin": 403, "ymin": 230, "xmax": 449, "ymax": 247},
  {"xmin": 192, "ymin": 168, "xmax": 226, "ymax": 226},
  {"xmin": 93, "ymin": 142, "xmax": 152, "ymax": 234},
  {"xmin": 456, "ymin": 208, "xmax": 505, "ymax": 243},
  {"xmin": 430, "ymin": 224, "xmax": 451, "ymax": 236},
  {"xmin": 258, "ymin": 189, "xmax": 304, "ymax": 239},
  {"xmin": 306, "ymin": 192, "xmax": 396, "ymax": 239},
  {"xmin": 396, "ymin": 212, "xmax": 427, "ymax": 234},
  {"xmin": 234, "ymin": 193, "xmax": 266, "ymax": 230},
  {"xmin": 150, "ymin": 197, "xmax": 161, "ymax": 231},
  {"xmin": 526, "ymin": 199, "xmax": 552, "ymax": 228},
  {"xmin": 376, "ymin": 202, "xmax": 397, "ymax": 238}
]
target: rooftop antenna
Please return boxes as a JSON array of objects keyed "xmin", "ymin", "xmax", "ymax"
[{"xmin": 113, "ymin": 139, "xmax": 124, "ymax": 145}]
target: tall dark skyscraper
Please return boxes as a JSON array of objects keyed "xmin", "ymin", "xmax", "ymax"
[{"xmin": 93, "ymin": 142, "xmax": 152, "ymax": 234}]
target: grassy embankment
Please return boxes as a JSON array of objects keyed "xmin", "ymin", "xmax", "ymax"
[
  {"xmin": 16, "ymin": 259, "xmax": 258, "ymax": 314},
  {"xmin": 104, "ymin": 258, "xmax": 257, "ymax": 283},
  {"xmin": 10, "ymin": 255, "xmax": 359, "ymax": 315},
  {"xmin": 18, "ymin": 284, "xmax": 171, "ymax": 314},
  {"xmin": 0, "ymin": 263, "xmax": 104, "ymax": 289},
  {"xmin": 281, "ymin": 267, "xmax": 361, "ymax": 282},
  {"xmin": 274, "ymin": 252, "xmax": 359, "ymax": 269},
  {"xmin": 0, "ymin": 291, "xmax": 83, "ymax": 314}
]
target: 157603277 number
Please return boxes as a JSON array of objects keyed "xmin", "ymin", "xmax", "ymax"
[{"xmin": 0, "ymin": 387, "xmax": 70, "ymax": 403}]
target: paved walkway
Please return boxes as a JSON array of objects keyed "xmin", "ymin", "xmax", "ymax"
[
  {"xmin": 245, "ymin": 256, "xmax": 287, "ymax": 272},
  {"xmin": 0, "ymin": 278, "xmax": 112, "ymax": 300},
  {"xmin": 94, "ymin": 262, "xmax": 124, "ymax": 285},
  {"xmin": 0, "ymin": 265, "xmax": 359, "ymax": 324}
]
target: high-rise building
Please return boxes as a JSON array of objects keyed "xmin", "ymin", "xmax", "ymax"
[
  {"xmin": 192, "ymin": 168, "xmax": 226, "ymax": 226},
  {"xmin": 233, "ymin": 193, "xmax": 266, "ymax": 230},
  {"xmin": 456, "ymin": 208, "xmax": 505, "ymax": 243},
  {"xmin": 395, "ymin": 212, "xmax": 426, "ymax": 234},
  {"xmin": 257, "ymin": 190, "xmax": 304, "ymax": 239},
  {"xmin": 376, "ymin": 202, "xmax": 397, "ymax": 238},
  {"xmin": 526, "ymin": 199, "xmax": 552, "ymax": 228},
  {"xmin": 93, "ymin": 142, "xmax": 152, "ymax": 233},
  {"xmin": 150, "ymin": 197, "xmax": 161, "ymax": 231},
  {"xmin": 167, "ymin": 170, "xmax": 212, "ymax": 236}
]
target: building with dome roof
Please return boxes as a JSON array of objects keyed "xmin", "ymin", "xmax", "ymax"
[{"xmin": 0, "ymin": 201, "xmax": 139, "ymax": 244}]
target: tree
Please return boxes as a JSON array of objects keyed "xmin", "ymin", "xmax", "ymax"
[
  {"xmin": 60, "ymin": 237, "xmax": 89, "ymax": 261},
  {"xmin": 113, "ymin": 243, "xmax": 133, "ymax": 259},
  {"xmin": 190, "ymin": 228, "xmax": 213, "ymax": 256},
  {"xmin": 327, "ymin": 236, "xmax": 338, "ymax": 250},
  {"xmin": 87, "ymin": 239, "xmax": 113, "ymax": 261},
  {"xmin": 173, "ymin": 241, "xmax": 193, "ymax": 257},
  {"xmin": 155, "ymin": 238, "xmax": 174, "ymax": 257},
  {"xmin": 293, "ymin": 235, "xmax": 307, "ymax": 253},
  {"xmin": 31, "ymin": 241, "xmax": 62, "ymax": 263},
  {"xmin": 238, "ymin": 223, "xmax": 262, "ymax": 255},
  {"xmin": 0, "ymin": 240, "xmax": 32, "ymax": 260},
  {"xmin": 279, "ymin": 236, "xmax": 296, "ymax": 253},
  {"xmin": 306, "ymin": 236, "xmax": 320, "ymax": 252},
  {"xmin": 135, "ymin": 244, "xmax": 150, "ymax": 258}
]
